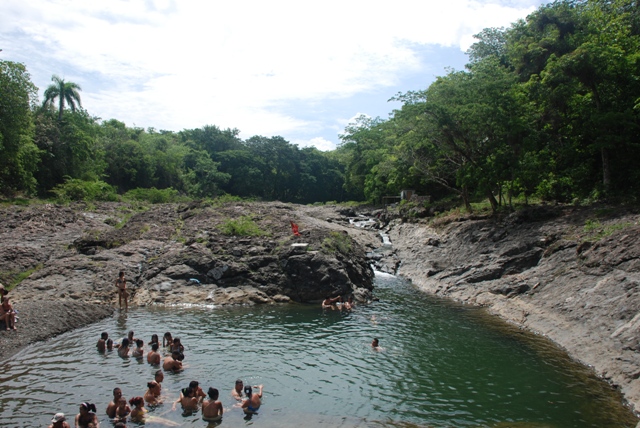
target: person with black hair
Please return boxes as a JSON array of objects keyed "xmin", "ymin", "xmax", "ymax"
[
  {"xmin": 75, "ymin": 402, "xmax": 99, "ymax": 427},
  {"xmin": 202, "ymin": 387, "xmax": 223, "ymax": 422},
  {"xmin": 241, "ymin": 384, "xmax": 263, "ymax": 414},
  {"xmin": 147, "ymin": 342, "xmax": 161, "ymax": 365}
]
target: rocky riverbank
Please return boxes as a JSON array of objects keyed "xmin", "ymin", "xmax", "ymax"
[
  {"xmin": 375, "ymin": 204, "xmax": 640, "ymax": 418},
  {"xmin": 0, "ymin": 201, "xmax": 377, "ymax": 362},
  {"xmin": 2, "ymin": 199, "xmax": 639, "ymax": 422}
]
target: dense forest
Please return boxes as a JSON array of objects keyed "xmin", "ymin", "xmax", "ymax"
[{"xmin": 1, "ymin": 0, "xmax": 639, "ymax": 210}]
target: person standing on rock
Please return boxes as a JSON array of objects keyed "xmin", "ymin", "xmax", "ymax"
[
  {"xmin": 115, "ymin": 271, "xmax": 128, "ymax": 310},
  {"xmin": 1, "ymin": 296, "xmax": 17, "ymax": 331}
]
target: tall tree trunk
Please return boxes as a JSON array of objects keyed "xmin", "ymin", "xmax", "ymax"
[
  {"xmin": 601, "ymin": 147, "xmax": 611, "ymax": 194},
  {"xmin": 487, "ymin": 190, "xmax": 499, "ymax": 213},
  {"xmin": 462, "ymin": 186, "xmax": 473, "ymax": 213}
]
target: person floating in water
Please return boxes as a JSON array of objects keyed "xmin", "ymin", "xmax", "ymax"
[
  {"xmin": 371, "ymin": 338, "xmax": 383, "ymax": 351},
  {"xmin": 163, "ymin": 331, "xmax": 173, "ymax": 348},
  {"xmin": 343, "ymin": 295, "xmax": 355, "ymax": 310},
  {"xmin": 117, "ymin": 338, "xmax": 130, "ymax": 358},
  {"xmin": 115, "ymin": 271, "xmax": 128, "ymax": 310},
  {"xmin": 241, "ymin": 384, "xmax": 263, "ymax": 414},
  {"xmin": 202, "ymin": 387, "xmax": 223, "ymax": 422},
  {"xmin": 115, "ymin": 396, "xmax": 131, "ymax": 422}
]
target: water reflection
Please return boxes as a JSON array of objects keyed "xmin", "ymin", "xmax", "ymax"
[{"xmin": 0, "ymin": 273, "xmax": 636, "ymax": 427}]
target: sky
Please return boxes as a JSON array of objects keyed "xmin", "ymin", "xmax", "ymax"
[{"xmin": 1, "ymin": 0, "xmax": 545, "ymax": 151}]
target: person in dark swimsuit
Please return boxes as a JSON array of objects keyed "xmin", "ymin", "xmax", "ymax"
[
  {"xmin": 75, "ymin": 402, "xmax": 99, "ymax": 428},
  {"xmin": 241, "ymin": 385, "xmax": 263, "ymax": 414}
]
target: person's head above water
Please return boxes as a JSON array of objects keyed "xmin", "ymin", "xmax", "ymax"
[
  {"xmin": 371, "ymin": 338, "xmax": 379, "ymax": 347},
  {"xmin": 244, "ymin": 385, "xmax": 252, "ymax": 396},
  {"xmin": 208, "ymin": 387, "xmax": 219, "ymax": 400}
]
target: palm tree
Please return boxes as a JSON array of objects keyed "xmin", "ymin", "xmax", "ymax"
[{"xmin": 42, "ymin": 75, "xmax": 82, "ymax": 120}]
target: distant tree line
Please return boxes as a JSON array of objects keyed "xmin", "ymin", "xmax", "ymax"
[
  {"xmin": 337, "ymin": 0, "xmax": 640, "ymax": 210},
  {"xmin": 1, "ymin": 0, "xmax": 639, "ymax": 209}
]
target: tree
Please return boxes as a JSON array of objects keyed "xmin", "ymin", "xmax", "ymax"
[
  {"xmin": 0, "ymin": 60, "xmax": 40, "ymax": 196},
  {"xmin": 42, "ymin": 75, "xmax": 82, "ymax": 121}
]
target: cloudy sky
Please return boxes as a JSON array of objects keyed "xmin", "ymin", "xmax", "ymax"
[{"xmin": 1, "ymin": 0, "xmax": 544, "ymax": 151}]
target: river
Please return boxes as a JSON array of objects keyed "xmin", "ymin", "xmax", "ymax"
[{"xmin": 0, "ymin": 272, "xmax": 636, "ymax": 427}]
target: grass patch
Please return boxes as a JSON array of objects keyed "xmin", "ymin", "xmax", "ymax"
[
  {"xmin": 583, "ymin": 219, "xmax": 633, "ymax": 241},
  {"xmin": 219, "ymin": 216, "xmax": 269, "ymax": 237},
  {"xmin": 321, "ymin": 231, "xmax": 352, "ymax": 255},
  {"xmin": 7, "ymin": 264, "xmax": 44, "ymax": 288}
]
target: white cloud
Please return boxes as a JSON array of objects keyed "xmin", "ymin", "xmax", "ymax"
[
  {"xmin": 294, "ymin": 137, "xmax": 337, "ymax": 152},
  {"xmin": 1, "ymin": 0, "xmax": 542, "ymax": 150}
]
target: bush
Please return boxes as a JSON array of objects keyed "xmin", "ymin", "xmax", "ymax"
[
  {"xmin": 51, "ymin": 178, "xmax": 119, "ymax": 203},
  {"xmin": 123, "ymin": 187, "xmax": 186, "ymax": 204},
  {"xmin": 219, "ymin": 216, "xmax": 268, "ymax": 237},
  {"xmin": 322, "ymin": 231, "xmax": 352, "ymax": 254}
]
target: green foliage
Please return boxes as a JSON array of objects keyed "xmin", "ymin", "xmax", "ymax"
[
  {"xmin": 583, "ymin": 219, "xmax": 632, "ymax": 241},
  {"xmin": 51, "ymin": 178, "xmax": 119, "ymax": 203},
  {"xmin": 123, "ymin": 187, "xmax": 186, "ymax": 204},
  {"xmin": 219, "ymin": 216, "xmax": 268, "ymax": 237},
  {"xmin": 0, "ymin": 60, "xmax": 40, "ymax": 196},
  {"xmin": 8, "ymin": 264, "xmax": 43, "ymax": 288},
  {"xmin": 321, "ymin": 231, "xmax": 352, "ymax": 255}
]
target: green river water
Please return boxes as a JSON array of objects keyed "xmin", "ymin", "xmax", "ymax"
[{"xmin": 0, "ymin": 271, "xmax": 636, "ymax": 427}]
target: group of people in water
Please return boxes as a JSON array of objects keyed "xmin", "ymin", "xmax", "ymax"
[{"xmin": 48, "ymin": 328, "xmax": 264, "ymax": 428}]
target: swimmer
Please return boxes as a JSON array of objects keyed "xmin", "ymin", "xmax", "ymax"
[
  {"xmin": 170, "ymin": 337, "xmax": 184, "ymax": 354},
  {"xmin": 144, "ymin": 381, "xmax": 162, "ymax": 406},
  {"xmin": 106, "ymin": 388, "xmax": 123, "ymax": 418},
  {"xmin": 115, "ymin": 397, "xmax": 131, "ymax": 421},
  {"xmin": 147, "ymin": 342, "xmax": 161, "ymax": 365},
  {"xmin": 343, "ymin": 295, "xmax": 355, "ymax": 310},
  {"xmin": 154, "ymin": 370, "xmax": 164, "ymax": 392},
  {"xmin": 129, "ymin": 396, "xmax": 147, "ymax": 421},
  {"xmin": 371, "ymin": 338, "xmax": 383, "ymax": 351},
  {"xmin": 322, "ymin": 296, "xmax": 341, "ymax": 309},
  {"xmin": 241, "ymin": 384, "xmax": 263, "ymax": 414},
  {"xmin": 163, "ymin": 332, "xmax": 173, "ymax": 348},
  {"xmin": 172, "ymin": 387, "xmax": 199, "ymax": 412},
  {"xmin": 106, "ymin": 338, "xmax": 114, "ymax": 351},
  {"xmin": 48, "ymin": 412, "xmax": 70, "ymax": 428},
  {"xmin": 75, "ymin": 402, "xmax": 99, "ymax": 428},
  {"xmin": 117, "ymin": 338, "xmax": 130, "ymax": 358},
  {"xmin": 187, "ymin": 380, "xmax": 206, "ymax": 401},
  {"xmin": 149, "ymin": 333, "xmax": 159, "ymax": 347},
  {"xmin": 131, "ymin": 339, "xmax": 144, "ymax": 359},
  {"xmin": 97, "ymin": 332, "xmax": 108, "ymax": 353},
  {"xmin": 232, "ymin": 379, "xmax": 244, "ymax": 400},
  {"xmin": 163, "ymin": 350, "xmax": 183, "ymax": 372},
  {"xmin": 202, "ymin": 387, "xmax": 223, "ymax": 422}
]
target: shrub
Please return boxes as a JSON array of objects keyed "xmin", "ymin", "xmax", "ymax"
[
  {"xmin": 123, "ymin": 187, "xmax": 186, "ymax": 204},
  {"xmin": 321, "ymin": 231, "xmax": 352, "ymax": 254},
  {"xmin": 219, "ymin": 216, "xmax": 268, "ymax": 237},
  {"xmin": 51, "ymin": 178, "xmax": 119, "ymax": 203}
]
